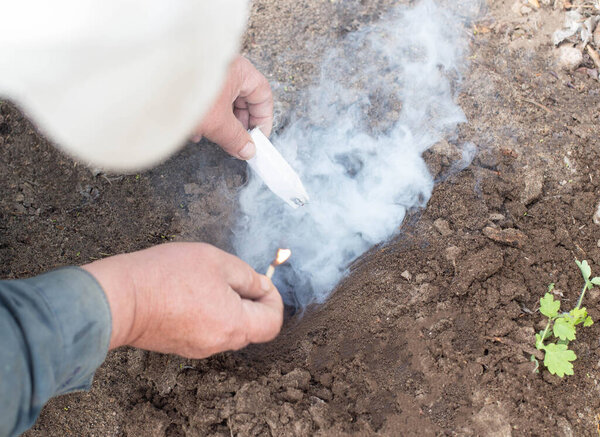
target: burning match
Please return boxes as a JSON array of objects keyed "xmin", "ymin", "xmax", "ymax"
[{"xmin": 265, "ymin": 248, "xmax": 292, "ymax": 279}]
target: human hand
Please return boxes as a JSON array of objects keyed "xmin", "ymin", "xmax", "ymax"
[
  {"xmin": 82, "ymin": 242, "xmax": 283, "ymax": 358},
  {"xmin": 195, "ymin": 55, "xmax": 273, "ymax": 160}
]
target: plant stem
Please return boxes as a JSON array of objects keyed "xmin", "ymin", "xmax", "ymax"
[
  {"xmin": 540, "ymin": 320, "xmax": 551, "ymax": 345},
  {"xmin": 576, "ymin": 283, "xmax": 588, "ymax": 309}
]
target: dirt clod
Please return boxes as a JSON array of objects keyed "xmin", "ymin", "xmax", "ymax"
[
  {"xmin": 557, "ymin": 45, "xmax": 583, "ymax": 71},
  {"xmin": 433, "ymin": 218, "xmax": 453, "ymax": 236},
  {"xmin": 483, "ymin": 226, "xmax": 529, "ymax": 248}
]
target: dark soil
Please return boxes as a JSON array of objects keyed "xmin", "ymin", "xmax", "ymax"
[{"xmin": 2, "ymin": 0, "xmax": 599, "ymax": 436}]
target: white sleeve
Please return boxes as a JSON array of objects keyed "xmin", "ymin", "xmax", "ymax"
[{"xmin": 0, "ymin": 0, "xmax": 248, "ymax": 171}]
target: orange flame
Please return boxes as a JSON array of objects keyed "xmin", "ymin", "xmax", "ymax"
[{"xmin": 274, "ymin": 248, "xmax": 292, "ymax": 266}]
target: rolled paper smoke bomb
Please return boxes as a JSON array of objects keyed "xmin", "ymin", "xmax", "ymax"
[
  {"xmin": 247, "ymin": 127, "xmax": 310, "ymax": 209},
  {"xmin": 265, "ymin": 248, "xmax": 292, "ymax": 279}
]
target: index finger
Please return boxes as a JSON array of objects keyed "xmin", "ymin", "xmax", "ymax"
[
  {"xmin": 240, "ymin": 289, "xmax": 284, "ymax": 343},
  {"xmin": 237, "ymin": 57, "xmax": 274, "ymax": 136},
  {"xmin": 219, "ymin": 250, "xmax": 272, "ymax": 300}
]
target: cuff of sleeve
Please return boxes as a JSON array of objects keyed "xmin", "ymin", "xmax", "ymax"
[{"xmin": 23, "ymin": 267, "xmax": 112, "ymax": 394}]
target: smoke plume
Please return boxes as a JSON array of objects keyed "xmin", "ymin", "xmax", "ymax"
[{"xmin": 234, "ymin": 0, "xmax": 477, "ymax": 306}]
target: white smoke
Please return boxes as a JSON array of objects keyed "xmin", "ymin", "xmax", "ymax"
[{"xmin": 234, "ymin": 0, "xmax": 476, "ymax": 307}]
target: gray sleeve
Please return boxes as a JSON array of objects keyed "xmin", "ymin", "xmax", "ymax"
[{"xmin": 0, "ymin": 267, "xmax": 111, "ymax": 437}]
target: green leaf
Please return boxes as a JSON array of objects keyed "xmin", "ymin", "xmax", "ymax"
[
  {"xmin": 576, "ymin": 259, "xmax": 591, "ymax": 282},
  {"xmin": 584, "ymin": 316, "xmax": 594, "ymax": 327},
  {"xmin": 569, "ymin": 307, "xmax": 587, "ymax": 325},
  {"xmin": 540, "ymin": 293, "xmax": 560, "ymax": 318},
  {"xmin": 553, "ymin": 317, "xmax": 576, "ymax": 341},
  {"xmin": 548, "ymin": 283, "xmax": 555, "ymax": 292},
  {"xmin": 544, "ymin": 343, "xmax": 576, "ymax": 377},
  {"xmin": 591, "ymin": 277, "xmax": 600, "ymax": 286}
]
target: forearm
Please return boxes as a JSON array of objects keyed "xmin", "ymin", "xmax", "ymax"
[{"xmin": 0, "ymin": 268, "xmax": 111, "ymax": 437}]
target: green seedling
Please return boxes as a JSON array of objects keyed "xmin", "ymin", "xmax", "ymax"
[{"xmin": 533, "ymin": 260, "xmax": 597, "ymax": 377}]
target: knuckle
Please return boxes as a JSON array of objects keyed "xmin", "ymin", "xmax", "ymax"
[{"xmin": 232, "ymin": 332, "xmax": 249, "ymax": 351}]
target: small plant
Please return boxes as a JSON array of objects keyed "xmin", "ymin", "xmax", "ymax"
[{"xmin": 533, "ymin": 260, "xmax": 597, "ymax": 377}]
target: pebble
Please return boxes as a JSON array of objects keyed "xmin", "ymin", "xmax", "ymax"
[
  {"xmin": 281, "ymin": 369, "xmax": 311, "ymax": 390},
  {"xmin": 593, "ymin": 201, "xmax": 600, "ymax": 225},
  {"xmin": 430, "ymin": 139, "xmax": 461, "ymax": 161},
  {"xmin": 433, "ymin": 218, "xmax": 453, "ymax": 236},
  {"xmin": 557, "ymin": 46, "xmax": 583, "ymax": 71},
  {"xmin": 281, "ymin": 387, "xmax": 304, "ymax": 402},
  {"xmin": 415, "ymin": 273, "xmax": 428, "ymax": 284},
  {"xmin": 183, "ymin": 183, "xmax": 202, "ymax": 195},
  {"xmin": 511, "ymin": 1, "xmax": 532, "ymax": 15},
  {"xmin": 489, "ymin": 213, "xmax": 505, "ymax": 222},
  {"xmin": 483, "ymin": 226, "xmax": 528, "ymax": 248},
  {"xmin": 520, "ymin": 169, "xmax": 543, "ymax": 205},
  {"xmin": 400, "ymin": 270, "xmax": 412, "ymax": 281},
  {"xmin": 445, "ymin": 245, "xmax": 461, "ymax": 264}
]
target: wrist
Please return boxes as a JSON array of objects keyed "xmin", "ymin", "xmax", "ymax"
[{"xmin": 81, "ymin": 254, "xmax": 141, "ymax": 349}]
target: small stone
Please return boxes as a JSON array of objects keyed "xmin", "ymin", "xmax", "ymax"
[
  {"xmin": 400, "ymin": 270, "xmax": 412, "ymax": 281},
  {"xmin": 593, "ymin": 201, "xmax": 600, "ymax": 225},
  {"xmin": 14, "ymin": 204, "xmax": 26, "ymax": 214},
  {"xmin": 483, "ymin": 226, "xmax": 528, "ymax": 248},
  {"xmin": 557, "ymin": 46, "xmax": 583, "ymax": 71},
  {"xmin": 521, "ymin": 169, "xmax": 543, "ymax": 205},
  {"xmin": 588, "ymin": 288, "xmax": 600, "ymax": 306},
  {"xmin": 488, "ymin": 213, "xmax": 505, "ymax": 222},
  {"xmin": 520, "ymin": 5, "xmax": 532, "ymax": 14},
  {"xmin": 281, "ymin": 369, "xmax": 311, "ymax": 390},
  {"xmin": 183, "ymin": 183, "xmax": 202, "ymax": 195},
  {"xmin": 430, "ymin": 139, "xmax": 461, "ymax": 161},
  {"xmin": 15, "ymin": 193, "xmax": 24, "ymax": 203},
  {"xmin": 445, "ymin": 246, "xmax": 461, "ymax": 265},
  {"xmin": 281, "ymin": 387, "xmax": 304, "ymax": 402},
  {"xmin": 433, "ymin": 218, "xmax": 453, "ymax": 236},
  {"xmin": 511, "ymin": 1, "xmax": 523, "ymax": 14},
  {"xmin": 415, "ymin": 273, "xmax": 428, "ymax": 284}
]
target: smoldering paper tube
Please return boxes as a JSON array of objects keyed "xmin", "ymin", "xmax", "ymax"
[{"xmin": 247, "ymin": 127, "xmax": 310, "ymax": 209}]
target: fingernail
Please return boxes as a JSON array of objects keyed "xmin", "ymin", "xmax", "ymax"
[
  {"xmin": 239, "ymin": 142, "xmax": 256, "ymax": 160},
  {"xmin": 260, "ymin": 275, "xmax": 271, "ymax": 292}
]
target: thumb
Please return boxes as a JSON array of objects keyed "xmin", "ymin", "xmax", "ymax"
[{"xmin": 208, "ymin": 112, "xmax": 256, "ymax": 160}]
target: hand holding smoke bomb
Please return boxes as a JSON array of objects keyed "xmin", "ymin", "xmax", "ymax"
[
  {"xmin": 266, "ymin": 248, "xmax": 292, "ymax": 279},
  {"xmin": 247, "ymin": 128, "xmax": 309, "ymax": 209}
]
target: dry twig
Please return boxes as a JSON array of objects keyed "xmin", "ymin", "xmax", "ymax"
[
  {"xmin": 519, "ymin": 98, "xmax": 553, "ymax": 113},
  {"xmin": 586, "ymin": 45, "xmax": 600, "ymax": 70}
]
